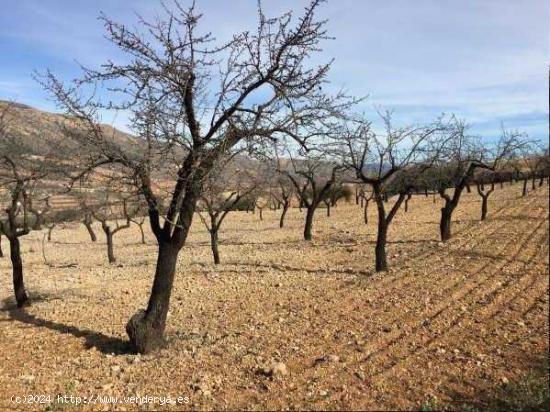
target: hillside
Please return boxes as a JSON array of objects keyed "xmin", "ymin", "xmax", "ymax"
[{"xmin": 0, "ymin": 100, "xmax": 138, "ymax": 155}]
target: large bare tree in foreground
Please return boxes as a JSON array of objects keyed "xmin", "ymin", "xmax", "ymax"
[{"xmin": 42, "ymin": 0, "xmax": 352, "ymax": 353}]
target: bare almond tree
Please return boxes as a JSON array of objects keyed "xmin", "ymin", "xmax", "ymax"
[
  {"xmin": 474, "ymin": 170, "xmax": 495, "ymax": 221},
  {"xmin": 82, "ymin": 212, "xmax": 98, "ymax": 242},
  {"xmin": 510, "ymin": 145, "xmax": 549, "ymax": 196},
  {"xmin": 41, "ymin": 0, "xmax": 352, "ymax": 352},
  {"xmin": 279, "ymin": 149, "xmax": 341, "ymax": 241},
  {"xmin": 337, "ymin": 111, "xmax": 449, "ymax": 271},
  {"xmin": 270, "ymin": 176, "xmax": 295, "ymax": 228},
  {"xmin": 80, "ymin": 191, "xmax": 137, "ymax": 264},
  {"xmin": 0, "ymin": 102, "xmax": 62, "ymax": 306},
  {"xmin": 432, "ymin": 122, "xmax": 523, "ymax": 242},
  {"xmin": 28, "ymin": 193, "xmax": 52, "ymax": 230},
  {"xmin": 358, "ymin": 184, "xmax": 374, "ymax": 224},
  {"xmin": 198, "ymin": 158, "xmax": 257, "ymax": 264},
  {"xmin": 131, "ymin": 213, "xmax": 148, "ymax": 245}
]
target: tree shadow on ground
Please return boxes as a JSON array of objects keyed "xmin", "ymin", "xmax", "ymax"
[
  {"xmin": 1, "ymin": 297, "xmax": 132, "ymax": 355},
  {"xmin": 187, "ymin": 238, "xmax": 305, "ymax": 247},
  {"xmin": 491, "ymin": 214, "xmax": 543, "ymax": 222},
  {"xmin": 222, "ymin": 260, "xmax": 374, "ymax": 277}
]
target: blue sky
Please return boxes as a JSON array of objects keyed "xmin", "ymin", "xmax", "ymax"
[{"xmin": 0, "ymin": 0, "xmax": 547, "ymax": 141}]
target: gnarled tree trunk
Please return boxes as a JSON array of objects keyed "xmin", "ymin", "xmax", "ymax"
[
  {"xmin": 47, "ymin": 224, "xmax": 55, "ymax": 242},
  {"xmin": 0, "ymin": 234, "xmax": 3, "ymax": 258},
  {"xmin": 477, "ymin": 182, "xmax": 494, "ymax": 221},
  {"xmin": 440, "ymin": 203, "xmax": 454, "ymax": 242},
  {"xmin": 304, "ymin": 206, "xmax": 315, "ymax": 241},
  {"xmin": 372, "ymin": 189, "xmax": 406, "ymax": 272},
  {"xmin": 10, "ymin": 236, "xmax": 28, "ymax": 307},
  {"xmin": 375, "ymin": 213, "xmax": 388, "ymax": 272},
  {"xmin": 126, "ymin": 185, "xmax": 199, "ymax": 353},
  {"xmin": 106, "ymin": 231, "xmax": 115, "ymax": 264},
  {"xmin": 279, "ymin": 201, "xmax": 289, "ymax": 228},
  {"xmin": 210, "ymin": 229, "xmax": 220, "ymax": 265},
  {"xmin": 83, "ymin": 216, "xmax": 97, "ymax": 242},
  {"xmin": 126, "ymin": 241, "xmax": 179, "ymax": 353},
  {"xmin": 137, "ymin": 222, "xmax": 146, "ymax": 244},
  {"xmin": 480, "ymin": 195, "xmax": 488, "ymax": 220},
  {"xmin": 404, "ymin": 193, "xmax": 412, "ymax": 213}
]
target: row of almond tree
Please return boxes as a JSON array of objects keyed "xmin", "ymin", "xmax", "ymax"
[{"xmin": 1, "ymin": 0, "xmax": 548, "ymax": 353}]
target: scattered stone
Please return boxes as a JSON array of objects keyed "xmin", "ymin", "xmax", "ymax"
[
  {"xmin": 271, "ymin": 362, "xmax": 288, "ymax": 377},
  {"xmin": 314, "ymin": 354, "xmax": 340, "ymax": 366},
  {"xmin": 20, "ymin": 375, "xmax": 35, "ymax": 384},
  {"xmin": 354, "ymin": 371, "xmax": 366, "ymax": 381},
  {"xmin": 258, "ymin": 361, "xmax": 288, "ymax": 378},
  {"xmin": 328, "ymin": 354, "xmax": 340, "ymax": 363}
]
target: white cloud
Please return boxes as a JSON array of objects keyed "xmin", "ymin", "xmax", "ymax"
[{"xmin": 0, "ymin": 0, "xmax": 546, "ymax": 138}]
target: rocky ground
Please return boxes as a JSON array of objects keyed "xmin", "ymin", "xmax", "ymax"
[{"xmin": 0, "ymin": 184, "xmax": 548, "ymax": 411}]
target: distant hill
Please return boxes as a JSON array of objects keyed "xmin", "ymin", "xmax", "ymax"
[
  {"xmin": 0, "ymin": 100, "xmax": 358, "ymax": 222},
  {"xmin": 0, "ymin": 99, "xmax": 138, "ymax": 155}
]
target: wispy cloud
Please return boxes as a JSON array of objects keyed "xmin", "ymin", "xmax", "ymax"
[{"xmin": 0, "ymin": 0, "xmax": 547, "ymax": 140}]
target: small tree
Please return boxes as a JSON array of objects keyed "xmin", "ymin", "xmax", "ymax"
[
  {"xmin": 279, "ymin": 151, "xmax": 341, "ymax": 241},
  {"xmin": 255, "ymin": 195, "xmax": 268, "ymax": 221},
  {"xmin": 474, "ymin": 170, "xmax": 496, "ymax": 221},
  {"xmin": 87, "ymin": 194, "xmax": 136, "ymax": 264},
  {"xmin": 337, "ymin": 111, "xmax": 448, "ymax": 271},
  {"xmin": 82, "ymin": 212, "xmax": 98, "ymax": 242},
  {"xmin": 511, "ymin": 146, "xmax": 549, "ymax": 195},
  {"xmin": 358, "ymin": 184, "xmax": 374, "ymax": 224},
  {"xmin": 271, "ymin": 176, "xmax": 295, "ymax": 228},
  {"xmin": 0, "ymin": 102, "xmax": 61, "ymax": 307},
  {"xmin": 28, "ymin": 193, "xmax": 52, "ymax": 230},
  {"xmin": 198, "ymin": 159, "xmax": 257, "ymax": 264},
  {"xmin": 322, "ymin": 183, "xmax": 349, "ymax": 216},
  {"xmin": 131, "ymin": 213, "xmax": 148, "ymax": 245},
  {"xmin": 433, "ymin": 122, "xmax": 523, "ymax": 241}
]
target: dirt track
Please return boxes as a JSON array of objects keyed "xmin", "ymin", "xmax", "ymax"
[{"xmin": 0, "ymin": 184, "xmax": 548, "ymax": 410}]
